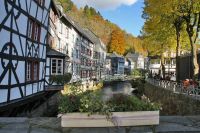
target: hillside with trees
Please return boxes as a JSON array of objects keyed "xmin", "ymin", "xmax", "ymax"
[{"xmin": 56, "ymin": 0, "xmax": 146, "ymax": 55}]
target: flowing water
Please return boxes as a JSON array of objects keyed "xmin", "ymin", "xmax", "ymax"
[{"xmin": 101, "ymin": 81, "xmax": 134, "ymax": 101}]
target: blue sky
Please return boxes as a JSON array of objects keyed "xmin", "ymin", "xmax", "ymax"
[
  {"xmin": 71, "ymin": 0, "xmax": 144, "ymax": 37},
  {"xmin": 100, "ymin": 0, "xmax": 144, "ymax": 37}
]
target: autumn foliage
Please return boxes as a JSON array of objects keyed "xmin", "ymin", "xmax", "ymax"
[
  {"xmin": 57, "ymin": 0, "xmax": 146, "ymax": 55},
  {"xmin": 108, "ymin": 29, "xmax": 126, "ymax": 55}
]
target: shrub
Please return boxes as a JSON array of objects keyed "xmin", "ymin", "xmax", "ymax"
[
  {"xmin": 49, "ymin": 73, "xmax": 72, "ymax": 85},
  {"xmin": 59, "ymin": 94, "xmax": 80, "ymax": 113},
  {"xmin": 107, "ymin": 94, "xmax": 160, "ymax": 112},
  {"xmin": 79, "ymin": 91, "xmax": 113, "ymax": 116},
  {"xmin": 132, "ymin": 69, "xmax": 141, "ymax": 77},
  {"xmin": 131, "ymin": 69, "xmax": 148, "ymax": 78}
]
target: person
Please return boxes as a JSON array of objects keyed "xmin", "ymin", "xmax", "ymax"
[
  {"xmin": 170, "ymin": 74, "xmax": 176, "ymax": 81},
  {"xmin": 183, "ymin": 79, "xmax": 190, "ymax": 90}
]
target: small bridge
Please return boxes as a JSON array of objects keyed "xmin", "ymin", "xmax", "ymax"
[
  {"xmin": 146, "ymin": 78, "xmax": 200, "ymax": 100},
  {"xmin": 102, "ymin": 75, "xmax": 134, "ymax": 82}
]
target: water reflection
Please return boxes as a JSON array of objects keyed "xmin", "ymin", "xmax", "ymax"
[{"xmin": 101, "ymin": 82, "xmax": 134, "ymax": 101}]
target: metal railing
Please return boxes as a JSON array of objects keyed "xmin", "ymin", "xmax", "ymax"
[{"xmin": 146, "ymin": 78, "xmax": 200, "ymax": 100}]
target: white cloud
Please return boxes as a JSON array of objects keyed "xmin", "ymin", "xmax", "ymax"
[{"xmin": 71, "ymin": 0, "xmax": 138, "ymax": 10}]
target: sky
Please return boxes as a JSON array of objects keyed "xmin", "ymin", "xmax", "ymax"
[{"xmin": 71, "ymin": 0, "xmax": 145, "ymax": 37}]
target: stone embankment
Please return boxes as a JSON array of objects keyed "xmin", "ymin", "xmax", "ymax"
[{"xmin": 144, "ymin": 82, "xmax": 200, "ymax": 115}]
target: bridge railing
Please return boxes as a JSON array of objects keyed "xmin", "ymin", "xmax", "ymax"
[
  {"xmin": 103, "ymin": 75, "xmax": 134, "ymax": 82},
  {"xmin": 146, "ymin": 78, "xmax": 200, "ymax": 98}
]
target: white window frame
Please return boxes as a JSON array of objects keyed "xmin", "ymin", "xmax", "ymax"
[{"xmin": 51, "ymin": 58, "xmax": 63, "ymax": 75}]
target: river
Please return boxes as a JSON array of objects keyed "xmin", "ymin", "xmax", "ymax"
[{"xmin": 101, "ymin": 81, "xmax": 134, "ymax": 101}]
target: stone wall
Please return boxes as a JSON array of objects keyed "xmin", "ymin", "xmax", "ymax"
[{"xmin": 143, "ymin": 83, "xmax": 200, "ymax": 115}]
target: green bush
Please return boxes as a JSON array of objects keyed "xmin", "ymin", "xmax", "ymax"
[
  {"xmin": 131, "ymin": 69, "xmax": 148, "ymax": 78},
  {"xmin": 107, "ymin": 94, "xmax": 160, "ymax": 112},
  {"xmin": 132, "ymin": 69, "xmax": 142, "ymax": 77},
  {"xmin": 49, "ymin": 73, "xmax": 72, "ymax": 85},
  {"xmin": 59, "ymin": 94, "xmax": 80, "ymax": 113},
  {"xmin": 79, "ymin": 91, "xmax": 113, "ymax": 116}
]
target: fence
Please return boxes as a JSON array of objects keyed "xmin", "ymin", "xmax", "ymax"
[{"xmin": 146, "ymin": 78, "xmax": 200, "ymax": 99}]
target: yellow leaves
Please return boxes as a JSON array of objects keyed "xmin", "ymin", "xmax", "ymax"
[{"xmin": 108, "ymin": 29, "xmax": 126, "ymax": 55}]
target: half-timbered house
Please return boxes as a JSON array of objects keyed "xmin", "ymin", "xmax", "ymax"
[{"xmin": 0, "ymin": 0, "xmax": 51, "ymax": 115}]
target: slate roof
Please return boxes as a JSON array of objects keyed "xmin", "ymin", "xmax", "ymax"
[
  {"xmin": 109, "ymin": 52, "xmax": 123, "ymax": 58},
  {"xmin": 61, "ymin": 13, "xmax": 95, "ymax": 44},
  {"xmin": 47, "ymin": 47, "xmax": 68, "ymax": 58}
]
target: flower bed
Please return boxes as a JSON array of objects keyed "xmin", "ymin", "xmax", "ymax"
[{"xmin": 59, "ymin": 83, "xmax": 160, "ymax": 127}]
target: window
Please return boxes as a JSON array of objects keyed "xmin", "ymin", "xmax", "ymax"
[
  {"xmin": 165, "ymin": 59, "xmax": 171, "ymax": 65},
  {"xmin": 76, "ymin": 65, "xmax": 79, "ymax": 75},
  {"xmin": 34, "ymin": 23, "xmax": 40, "ymax": 42},
  {"xmin": 28, "ymin": 19, "xmax": 41, "ymax": 42},
  {"xmin": 28, "ymin": 19, "xmax": 33, "ymax": 38},
  {"xmin": 64, "ymin": 44, "xmax": 68, "ymax": 54},
  {"xmin": 76, "ymin": 49, "xmax": 79, "ymax": 58},
  {"xmin": 81, "ymin": 57, "xmax": 84, "ymax": 65},
  {"xmin": 61, "ymin": 23, "xmax": 63, "ymax": 34},
  {"xmin": 66, "ymin": 27, "xmax": 69, "ymax": 38},
  {"xmin": 58, "ymin": 39, "xmax": 61, "ymax": 51},
  {"xmin": 171, "ymin": 59, "xmax": 176, "ymax": 65},
  {"xmin": 72, "ymin": 34, "xmax": 75, "ymax": 43},
  {"xmin": 26, "ymin": 61, "xmax": 31, "ymax": 81},
  {"xmin": 51, "ymin": 59, "xmax": 63, "ymax": 75},
  {"xmin": 81, "ymin": 70, "xmax": 87, "ymax": 78},
  {"xmin": 33, "ymin": 62, "xmax": 39, "ymax": 80},
  {"xmin": 26, "ymin": 61, "xmax": 39, "ymax": 81}
]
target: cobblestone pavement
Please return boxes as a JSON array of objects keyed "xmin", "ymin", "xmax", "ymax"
[{"xmin": 0, "ymin": 116, "xmax": 200, "ymax": 133}]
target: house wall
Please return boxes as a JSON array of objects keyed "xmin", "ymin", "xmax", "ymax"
[
  {"xmin": 149, "ymin": 57, "xmax": 176, "ymax": 77},
  {"xmin": 93, "ymin": 40, "xmax": 107, "ymax": 79},
  {"xmin": 0, "ymin": 0, "xmax": 50, "ymax": 104},
  {"xmin": 137, "ymin": 56, "xmax": 145, "ymax": 69}
]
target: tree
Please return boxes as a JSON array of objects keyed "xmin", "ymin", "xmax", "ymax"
[
  {"xmin": 58, "ymin": 0, "xmax": 75, "ymax": 12},
  {"xmin": 142, "ymin": 0, "xmax": 194, "ymax": 80},
  {"xmin": 142, "ymin": 1, "xmax": 177, "ymax": 78},
  {"xmin": 58, "ymin": 0, "xmax": 144, "ymax": 55},
  {"xmin": 179, "ymin": 0, "xmax": 200, "ymax": 78},
  {"xmin": 108, "ymin": 29, "xmax": 126, "ymax": 55}
]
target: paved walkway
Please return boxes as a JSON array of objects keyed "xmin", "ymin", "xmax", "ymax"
[{"xmin": 0, "ymin": 116, "xmax": 200, "ymax": 133}]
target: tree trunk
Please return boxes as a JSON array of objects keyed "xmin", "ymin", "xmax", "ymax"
[
  {"xmin": 189, "ymin": 37, "xmax": 198, "ymax": 79},
  {"xmin": 175, "ymin": 27, "xmax": 181, "ymax": 82},
  {"xmin": 184, "ymin": 13, "xmax": 200, "ymax": 80},
  {"xmin": 160, "ymin": 54, "xmax": 165, "ymax": 79}
]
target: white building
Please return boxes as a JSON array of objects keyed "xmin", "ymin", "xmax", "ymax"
[
  {"xmin": 45, "ymin": 1, "xmax": 67, "ymax": 89},
  {"xmin": 48, "ymin": 4, "xmax": 98, "ymax": 89},
  {"xmin": 149, "ymin": 52, "xmax": 176, "ymax": 78},
  {"xmin": 126, "ymin": 52, "xmax": 145, "ymax": 70},
  {"xmin": 83, "ymin": 29, "xmax": 107, "ymax": 80}
]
